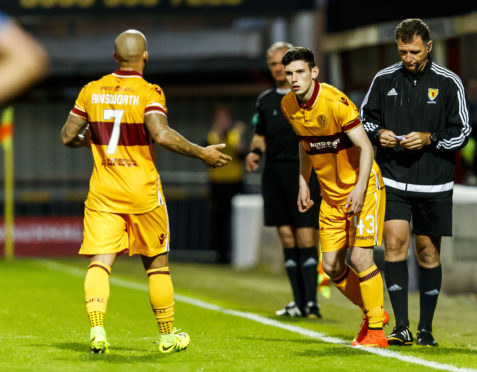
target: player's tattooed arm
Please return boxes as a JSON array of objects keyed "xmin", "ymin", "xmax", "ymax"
[
  {"xmin": 145, "ymin": 113, "xmax": 231, "ymax": 167},
  {"xmin": 61, "ymin": 114, "xmax": 90, "ymax": 148}
]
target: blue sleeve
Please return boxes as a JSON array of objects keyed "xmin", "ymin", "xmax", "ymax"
[{"xmin": 0, "ymin": 11, "xmax": 9, "ymax": 32}]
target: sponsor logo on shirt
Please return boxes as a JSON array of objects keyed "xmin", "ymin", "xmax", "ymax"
[
  {"xmin": 299, "ymin": 133, "xmax": 353, "ymax": 155},
  {"xmin": 100, "ymin": 86, "xmax": 135, "ymax": 93},
  {"xmin": 102, "ymin": 158, "xmax": 138, "ymax": 167},
  {"xmin": 307, "ymin": 138, "xmax": 341, "ymax": 151}
]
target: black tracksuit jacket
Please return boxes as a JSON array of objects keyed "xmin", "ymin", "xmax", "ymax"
[{"xmin": 361, "ymin": 59, "xmax": 471, "ymax": 197}]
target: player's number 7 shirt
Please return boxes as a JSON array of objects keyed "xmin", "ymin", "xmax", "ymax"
[{"xmin": 70, "ymin": 69, "xmax": 167, "ymax": 214}]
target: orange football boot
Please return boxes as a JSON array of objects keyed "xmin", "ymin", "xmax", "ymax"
[
  {"xmin": 351, "ymin": 309, "xmax": 389, "ymax": 347},
  {"xmin": 358, "ymin": 329, "xmax": 388, "ymax": 348}
]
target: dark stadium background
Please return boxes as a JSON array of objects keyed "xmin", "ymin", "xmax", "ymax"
[{"xmin": 1, "ymin": 1, "xmax": 476, "ymax": 288}]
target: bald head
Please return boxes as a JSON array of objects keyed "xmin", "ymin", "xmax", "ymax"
[{"xmin": 114, "ymin": 29, "xmax": 147, "ymax": 65}]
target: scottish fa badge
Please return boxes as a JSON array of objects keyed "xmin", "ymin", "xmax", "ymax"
[{"xmin": 428, "ymin": 88, "xmax": 439, "ymax": 101}]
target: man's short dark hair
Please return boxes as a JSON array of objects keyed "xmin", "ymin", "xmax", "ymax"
[
  {"xmin": 395, "ymin": 18, "xmax": 430, "ymax": 44},
  {"xmin": 281, "ymin": 47, "xmax": 316, "ymax": 69}
]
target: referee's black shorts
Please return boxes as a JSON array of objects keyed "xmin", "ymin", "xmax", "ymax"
[
  {"xmin": 262, "ymin": 159, "xmax": 319, "ymax": 228},
  {"xmin": 385, "ymin": 188, "xmax": 453, "ymax": 236}
]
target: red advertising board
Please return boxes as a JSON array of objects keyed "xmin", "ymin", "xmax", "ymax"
[{"xmin": 0, "ymin": 216, "xmax": 83, "ymax": 256}]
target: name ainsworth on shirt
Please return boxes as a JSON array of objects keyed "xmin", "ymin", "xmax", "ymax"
[{"xmin": 91, "ymin": 93, "xmax": 140, "ymax": 106}]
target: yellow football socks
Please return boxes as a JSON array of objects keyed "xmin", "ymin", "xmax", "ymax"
[
  {"xmin": 358, "ymin": 264, "xmax": 384, "ymax": 329},
  {"xmin": 88, "ymin": 311, "xmax": 104, "ymax": 328},
  {"xmin": 85, "ymin": 261, "xmax": 111, "ymax": 327},
  {"xmin": 332, "ymin": 265, "xmax": 365, "ymax": 311},
  {"xmin": 147, "ymin": 267, "xmax": 174, "ymax": 335}
]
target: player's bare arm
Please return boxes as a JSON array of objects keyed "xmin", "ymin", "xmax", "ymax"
[
  {"xmin": 345, "ymin": 125, "xmax": 373, "ymax": 214},
  {"xmin": 377, "ymin": 128, "xmax": 400, "ymax": 148},
  {"xmin": 61, "ymin": 114, "xmax": 91, "ymax": 148},
  {"xmin": 297, "ymin": 144, "xmax": 314, "ymax": 213},
  {"xmin": 399, "ymin": 131, "xmax": 431, "ymax": 150},
  {"xmin": 246, "ymin": 134, "xmax": 266, "ymax": 172},
  {"xmin": 145, "ymin": 112, "xmax": 232, "ymax": 167}
]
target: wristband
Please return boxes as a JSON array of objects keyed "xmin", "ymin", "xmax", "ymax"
[{"xmin": 250, "ymin": 148, "xmax": 263, "ymax": 157}]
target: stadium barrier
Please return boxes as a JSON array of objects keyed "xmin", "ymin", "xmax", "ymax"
[
  {"xmin": 0, "ymin": 197, "xmax": 213, "ymax": 260},
  {"xmin": 232, "ymin": 185, "xmax": 477, "ymax": 294},
  {"xmin": 441, "ymin": 184, "xmax": 477, "ymax": 294},
  {"xmin": 231, "ymin": 194, "xmax": 263, "ymax": 268},
  {"xmin": 0, "ymin": 216, "xmax": 82, "ymax": 256}
]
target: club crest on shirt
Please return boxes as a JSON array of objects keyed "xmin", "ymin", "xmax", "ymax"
[
  {"xmin": 317, "ymin": 114, "xmax": 328, "ymax": 128},
  {"xmin": 428, "ymin": 88, "xmax": 439, "ymax": 102}
]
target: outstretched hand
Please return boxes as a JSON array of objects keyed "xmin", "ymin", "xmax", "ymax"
[{"xmin": 202, "ymin": 143, "xmax": 232, "ymax": 167}]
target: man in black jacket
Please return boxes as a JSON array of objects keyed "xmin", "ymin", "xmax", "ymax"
[{"xmin": 361, "ymin": 18, "xmax": 471, "ymax": 347}]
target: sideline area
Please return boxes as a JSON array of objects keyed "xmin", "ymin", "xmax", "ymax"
[{"xmin": 37, "ymin": 258, "xmax": 476, "ymax": 372}]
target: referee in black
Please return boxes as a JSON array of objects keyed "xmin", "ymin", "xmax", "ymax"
[
  {"xmin": 361, "ymin": 19, "xmax": 471, "ymax": 346},
  {"xmin": 246, "ymin": 42, "xmax": 321, "ymax": 318}
]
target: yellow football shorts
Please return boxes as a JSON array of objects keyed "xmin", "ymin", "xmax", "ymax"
[
  {"xmin": 80, "ymin": 205, "xmax": 169, "ymax": 257},
  {"xmin": 319, "ymin": 184, "xmax": 385, "ymax": 252}
]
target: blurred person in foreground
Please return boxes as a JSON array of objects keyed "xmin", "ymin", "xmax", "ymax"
[
  {"xmin": 206, "ymin": 104, "xmax": 246, "ymax": 263},
  {"xmin": 0, "ymin": 11, "xmax": 48, "ymax": 103},
  {"xmin": 246, "ymin": 42, "xmax": 321, "ymax": 318},
  {"xmin": 281, "ymin": 47, "xmax": 388, "ymax": 347},
  {"xmin": 61, "ymin": 29, "xmax": 231, "ymax": 354},
  {"xmin": 361, "ymin": 18, "xmax": 471, "ymax": 347}
]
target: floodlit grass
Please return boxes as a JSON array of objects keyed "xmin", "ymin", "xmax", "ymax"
[{"xmin": 0, "ymin": 257, "xmax": 476, "ymax": 372}]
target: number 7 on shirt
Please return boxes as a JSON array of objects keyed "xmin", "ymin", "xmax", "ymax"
[{"xmin": 104, "ymin": 109, "xmax": 124, "ymax": 155}]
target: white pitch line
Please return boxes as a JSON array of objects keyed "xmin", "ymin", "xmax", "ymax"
[{"xmin": 36, "ymin": 259, "xmax": 476, "ymax": 372}]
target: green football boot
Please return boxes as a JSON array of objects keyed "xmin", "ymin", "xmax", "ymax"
[
  {"xmin": 157, "ymin": 329, "xmax": 190, "ymax": 354},
  {"xmin": 90, "ymin": 326, "xmax": 110, "ymax": 354}
]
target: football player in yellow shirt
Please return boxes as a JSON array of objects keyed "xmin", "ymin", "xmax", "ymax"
[
  {"xmin": 281, "ymin": 47, "xmax": 388, "ymax": 348},
  {"xmin": 61, "ymin": 29, "xmax": 231, "ymax": 354}
]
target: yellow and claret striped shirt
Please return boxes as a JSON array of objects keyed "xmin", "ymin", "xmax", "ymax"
[
  {"xmin": 281, "ymin": 81, "xmax": 382, "ymax": 206},
  {"xmin": 70, "ymin": 69, "xmax": 167, "ymax": 213}
]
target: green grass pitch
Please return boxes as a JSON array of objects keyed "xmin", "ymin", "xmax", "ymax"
[{"xmin": 0, "ymin": 257, "xmax": 476, "ymax": 372}]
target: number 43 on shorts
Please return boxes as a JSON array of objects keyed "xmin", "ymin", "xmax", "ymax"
[{"xmin": 354, "ymin": 215, "xmax": 375, "ymax": 235}]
